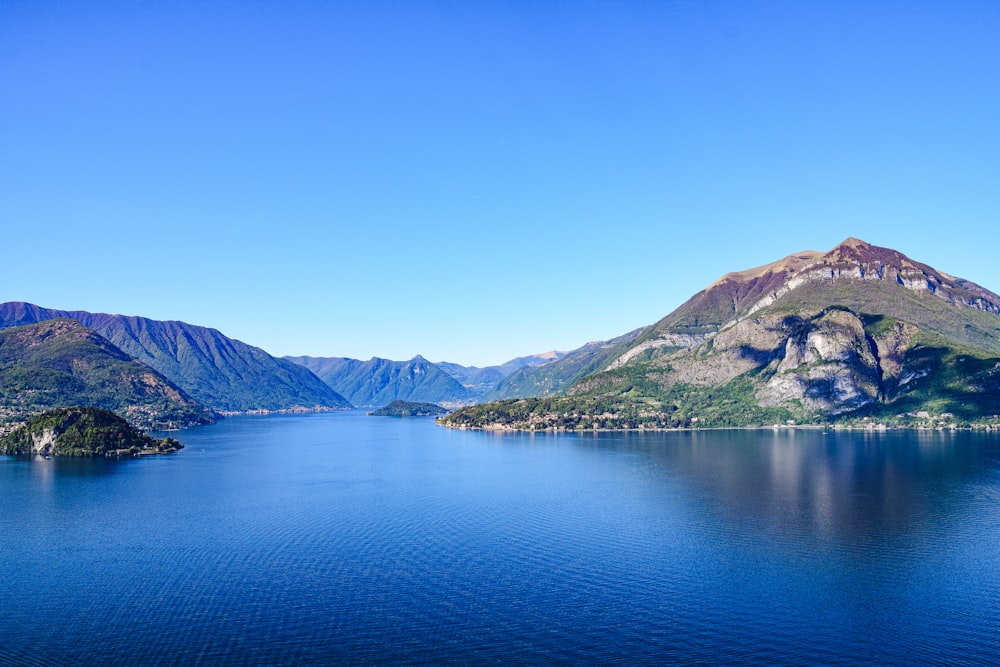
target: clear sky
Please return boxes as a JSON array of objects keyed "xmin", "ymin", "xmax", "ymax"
[{"xmin": 2, "ymin": 1, "xmax": 998, "ymax": 367}]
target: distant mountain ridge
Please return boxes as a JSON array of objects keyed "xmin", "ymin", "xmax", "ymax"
[
  {"xmin": 0, "ymin": 302, "xmax": 351, "ymax": 412},
  {"xmin": 487, "ymin": 334, "xmax": 642, "ymax": 400},
  {"xmin": 443, "ymin": 238, "xmax": 1000, "ymax": 430},
  {"xmin": 287, "ymin": 350, "xmax": 572, "ymax": 407},
  {"xmin": 436, "ymin": 351, "xmax": 566, "ymax": 396},
  {"xmin": 286, "ymin": 355, "xmax": 471, "ymax": 407}
]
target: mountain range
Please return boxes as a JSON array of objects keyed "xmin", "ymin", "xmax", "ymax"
[
  {"xmin": 443, "ymin": 238, "xmax": 1000, "ymax": 429},
  {"xmin": 0, "ymin": 300, "xmax": 573, "ymax": 431},
  {"xmin": 0, "ymin": 302, "xmax": 351, "ymax": 413},
  {"xmin": 5, "ymin": 238, "xmax": 999, "ymax": 433},
  {"xmin": 285, "ymin": 351, "xmax": 567, "ymax": 407},
  {"xmin": 286, "ymin": 355, "xmax": 472, "ymax": 407}
]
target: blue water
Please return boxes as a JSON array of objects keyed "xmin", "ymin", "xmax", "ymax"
[{"xmin": 2, "ymin": 411, "xmax": 999, "ymax": 665}]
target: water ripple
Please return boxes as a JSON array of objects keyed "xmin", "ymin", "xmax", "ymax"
[{"xmin": 2, "ymin": 415, "xmax": 999, "ymax": 664}]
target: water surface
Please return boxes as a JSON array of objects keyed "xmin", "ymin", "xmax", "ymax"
[{"xmin": 2, "ymin": 412, "xmax": 999, "ymax": 665}]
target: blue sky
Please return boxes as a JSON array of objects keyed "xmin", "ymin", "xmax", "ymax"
[{"xmin": 2, "ymin": 1, "xmax": 998, "ymax": 367}]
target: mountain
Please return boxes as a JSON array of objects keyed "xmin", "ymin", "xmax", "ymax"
[
  {"xmin": 0, "ymin": 407, "xmax": 184, "ymax": 457},
  {"xmin": 614, "ymin": 237, "xmax": 1000, "ymax": 363},
  {"xmin": 487, "ymin": 334, "xmax": 642, "ymax": 400},
  {"xmin": 286, "ymin": 355, "xmax": 471, "ymax": 407},
  {"xmin": 437, "ymin": 351, "xmax": 566, "ymax": 386},
  {"xmin": 288, "ymin": 350, "xmax": 574, "ymax": 407},
  {"xmin": 437, "ymin": 351, "xmax": 568, "ymax": 398},
  {"xmin": 442, "ymin": 238, "xmax": 1000, "ymax": 430},
  {"xmin": 0, "ymin": 319, "xmax": 216, "ymax": 431},
  {"xmin": 433, "ymin": 361, "xmax": 507, "ymax": 393},
  {"xmin": 0, "ymin": 303, "xmax": 351, "ymax": 412}
]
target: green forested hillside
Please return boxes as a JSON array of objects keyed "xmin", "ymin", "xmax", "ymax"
[
  {"xmin": 367, "ymin": 400, "xmax": 447, "ymax": 416},
  {"xmin": 0, "ymin": 407, "xmax": 183, "ymax": 456},
  {"xmin": 0, "ymin": 319, "xmax": 216, "ymax": 432},
  {"xmin": 0, "ymin": 302, "xmax": 351, "ymax": 412}
]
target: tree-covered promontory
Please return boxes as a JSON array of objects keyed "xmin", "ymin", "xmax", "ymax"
[
  {"xmin": 0, "ymin": 407, "xmax": 183, "ymax": 457},
  {"xmin": 368, "ymin": 400, "xmax": 448, "ymax": 417}
]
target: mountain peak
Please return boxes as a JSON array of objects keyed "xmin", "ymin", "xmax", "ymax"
[
  {"xmin": 816, "ymin": 238, "xmax": 947, "ymax": 283},
  {"xmin": 710, "ymin": 239, "xmax": 890, "ymax": 290},
  {"xmin": 836, "ymin": 236, "xmax": 870, "ymax": 249},
  {"xmin": 636, "ymin": 237, "xmax": 1000, "ymax": 371},
  {"xmin": 825, "ymin": 236, "xmax": 892, "ymax": 258}
]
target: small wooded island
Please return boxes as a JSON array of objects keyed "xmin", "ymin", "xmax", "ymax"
[
  {"xmin": 0, "ymin": 407, "xmax": 183, "ymax": 457},
  {"xmin": 368, "ymin": 400, "xmax": 448, "ymax": 417}
]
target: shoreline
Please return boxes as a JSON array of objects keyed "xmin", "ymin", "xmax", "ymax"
[
  {"xmin": 438, "ymin": 421, "xmax": 1000, "ymax": 434},
  {"xmin": 216, "ymin": 405, "xmax": 351, "ymax": 417}
]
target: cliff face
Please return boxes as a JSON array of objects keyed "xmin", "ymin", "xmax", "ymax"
[{"xmin": 754, "ymin": 309, "xmax": 896, "ymax": 413}]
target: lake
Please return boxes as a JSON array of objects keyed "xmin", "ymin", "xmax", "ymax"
[{"xmin": 2, "ymin": 411, "xmax": 999, "ymax": 665}]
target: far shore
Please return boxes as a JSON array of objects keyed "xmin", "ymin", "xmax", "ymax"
[
  {"xmin": 215, "ymin": 405, "xmax": 350, "ymax": 417},
  {"xmin": 438, "ymin": 421, "xmax": 1000, "ymax": 434}
]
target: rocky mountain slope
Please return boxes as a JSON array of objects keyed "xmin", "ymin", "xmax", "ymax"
[
  {"xmin": 0, "ymin": 319, "xmax": 216, "ymax": 432},
  {"xmin": 443, "ymin": 239, "xmax": 1000, "ymax": 429},
  {"xmin": 0, "ymin": 302, "xmax": 351, "ymax": 412}
]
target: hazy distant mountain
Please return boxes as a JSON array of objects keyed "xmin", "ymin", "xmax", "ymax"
[
  {"xmin": 0, "ymin": 319, "xmax": 216, "ymax": 431},
  {"xmin": 288, "ymin": 350, "xmax": 573, "ymax": 407},
  {"xmin": 0, "ymin": 303, "xmax": 351, "ymax": 412},
  {"xmin": 286, "ymin": 355, "xmax": 471, "ymax": 407},
  {"xmin": 433, "ymin": 362, "xmax": 507, "ymax": 392},
  {"xmin": 486, "ymin": 336, "xmax": 641, "ymax": 400},
  {"xmin": 443, "ymin": 238, "xmax": 1000, "ymax": 429},
  {"xmin": 437, "ymin": 351, "xmax": 567, "ymax": 397}
]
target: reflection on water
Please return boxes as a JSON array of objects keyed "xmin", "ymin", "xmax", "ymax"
[{"xmin": 569, "ymin": 428, "xmax": 1000, "ymax": 547}]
